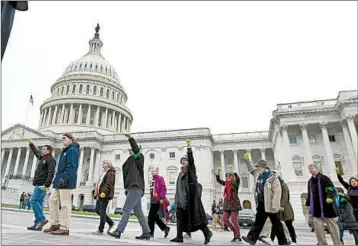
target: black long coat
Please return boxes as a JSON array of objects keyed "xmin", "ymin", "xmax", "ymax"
[
  {"xmin": 177, "ymin": 147, "xmax": 208, "ymax": 232},
  {"xmin": 337, "ymin": 194, "xmax": 358, "ymax": 231}
]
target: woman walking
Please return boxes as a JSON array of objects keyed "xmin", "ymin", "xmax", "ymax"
[
  {"xmin": 92, "ymin": 160, "xmax": 116, "ymax": 235},
  {"xmin": 336, "ymin": 187, "xmax": 358, "ymax": 245},
  {"xmin": 170, "ymin": 139, "xmax": 212, "ymax": 244},
  {"xmin": 147, "ymin": 166, "xmax": 170, "ymax": 238},
  {"xmin": 215, "ymin": 165, "xmax": 242, "ymax": 242}
]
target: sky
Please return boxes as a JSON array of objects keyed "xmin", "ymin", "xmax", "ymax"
[{"xmin": 1, "ymin": 1, "xmax": 357, "ymax": 134}]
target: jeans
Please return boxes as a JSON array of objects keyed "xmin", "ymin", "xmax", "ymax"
[
  {"xmin": 148, "ymin": 203, "xmax": 168, "ymax": 234},
  {"xmin": 223, "ymin": 210, "xmax": 241, "ymax": 237},
  {"xmin": 246, "ymin": 202, "xmax": 287, "ymax": 245},
  {"xmin": 116, "ymin": 187, "xmax": 150, "ymax": 234},
  {"xmin": 29, "ymin": 186, "xmax": 46, "ymax": 223},
  {"xmin": 19, "ymin": 201, "xmax": 23, "ymax": 209},
  {"xmin": 340, "ymin": 229, "xmax": 358, "ymax": 245},
  {"xmin": 95, "ymin": 200, "xmax": 114, "ymax": 232}
]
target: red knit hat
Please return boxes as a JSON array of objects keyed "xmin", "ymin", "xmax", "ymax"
[{"xmin": 63, "ymin": 133, "xmax": 75, "ymax": 141}]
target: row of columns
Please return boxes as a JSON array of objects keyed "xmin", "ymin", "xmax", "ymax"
[
  {"xmin": 280, "ymin": 116, "xmax": 358, "ymax": 180},
  {"xmin": 39, "ymin": 103, "xmax": 131, "ymax": 133},
  {"xmin": 76, "ymin": 147, "xmax": 102, "ymax": 187}
]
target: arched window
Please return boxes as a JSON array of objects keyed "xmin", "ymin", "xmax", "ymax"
[
  {"xmin": 66, "ymin": 85, "xmax": 70, "ymax": 94},
  {"xmin": 112, "ymin": 91, "xmax": 114, "ymax": 100},
  {"xmin": 61, "ymin": 86, "xmax": 64, "ymax": 95},
  {"xmin": 166, "ymin": 166, "xmax": 178, "ymax": 185},
  {"xmin": 106, "ymin": 89, "xmax": 109, "ymax": 98},
  {"xmin": 292, "ymin": 156, "xmax": 303, "ymax": 176},
  {"xmin": 313, "ymin": 155, "xmax": 323, "ymax": 173},
  {"xmin": 100, "ymin": 87, "xmax": 104, "ymax": 96},
  {"xmin": 334, "ymin": 154, "xmax": 344, "ymax": 175},
  {"xmin": 116, "ymin": 94, "xmax": 119, "ymax": 102},
  {"xmin": 86, "ymin": 85, "xmax": 90, "ymax": 94},
  {"xmin": 79, "ymin": 84, "xmax": 83, "ymax": 93},
  {"xmin": 93, "ymin": 86, "xmax": 97, "ymax": 95},
  {"xmin": 72, "ymin": 85, "xmax": 76, "ymax": 94}
]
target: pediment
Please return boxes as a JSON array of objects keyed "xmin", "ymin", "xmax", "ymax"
[{"xmin": 1, "ymin": 124, "xmax": 51, "ymax": 141}]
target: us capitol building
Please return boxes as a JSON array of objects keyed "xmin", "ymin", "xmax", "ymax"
[{"xmin": 1, "ymin": 27, "xmax": 357, "ymax": 224}]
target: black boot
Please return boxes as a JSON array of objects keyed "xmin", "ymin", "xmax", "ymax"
[
  {"xmin": 135, "ymin": 232, "xmax": 151, "ymax": 240},
  {"xmin": 164, "ymin": 227, "xmax": 170, "ymax": 238},
  {"xmin": 170, "ymin": 237, "xmax": 184, "ymax": 243},
  {"xmin": 201, "ymin": 226, "xmax": 212, "ymax": 245}
]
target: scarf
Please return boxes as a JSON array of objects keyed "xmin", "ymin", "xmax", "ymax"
[
  {"xmin": 224, "ymin": 181, "xmax": 232, "ymax": 201},
  {"xmin": 94, "ymin": 168, "xmax": 109, "ymax": 198},
  {"xmin": 309, "ymin": 175, "xmax": 325, "ymax": 219}
]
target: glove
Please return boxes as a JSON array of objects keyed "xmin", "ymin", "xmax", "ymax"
[
  {"xmin": 27, "ymin": 138, "xmax": 32, "ymax": 144},
  {"xmin": 243, "ymin": 152, "xmax": 250, "ymax": 160},
  {"xmin": 39, "ymin": 186, "xmax": 48, "ymax": 191},
  {"xmin": 326, "ymin": 198, "xmax": 333, "ymax": 203},
  {"xmin": 305, "ymin": 206, "xmax": 309, "ymax": 210},
  {"xmin": 124, "ymin": 132, "xmax": 131, "ymax": 138},
  {"xmin": 228, "ymin": 165, "xmax": 235, "ymax": 172},
  {"xmin": 279, "ymin": 206, "xmax": 285, "ymax": 212},
  {"xmin": 217, "ymin": 167, "xmax": 221, "ymax": 175},
  {"xmin": 159, "ymin": 199, "xmax": 164, "ymax": 205},
  {"xmin": 335, "ymin": 168, "xmax": 340, "ymax": 175},
  {"xmin": 186, "ymin": 139, "xmax": 191, "ymax": 147},
  {"xmin": 100, "ymin": 192, "xmax": 106, "ymax": 199}
]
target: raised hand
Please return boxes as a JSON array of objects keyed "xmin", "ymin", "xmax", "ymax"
[
  {"xmin": 186, "ymin": 139, "xmax": 191, "ymax": 147},
  {"xmin": 335, "ymin": 168, "xmax": 340, "ymax": 175},
  {"xmin": 243, "ymin": 152, "xmax": 250, "ymax": 160},
  {"xmin": 217, "ymin": 167, "xmax": 221, "ymax": 175},
  {"xmin": 228, "ymin": 165, "xmax": 235, "ymax": 172},
  {"xmin": 27, "ymin": 138, "xmax": 32, "ymax": 144},
  {"xmin": 124, "ymin": 132, "xmax": 131, "ymax": 138}
]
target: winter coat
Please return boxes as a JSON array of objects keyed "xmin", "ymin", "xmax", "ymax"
[
  {"xmin": 122, "ymin": 137, "xmax": 145, "ymax": 193},
  {"xmin": 176, "ymin": 147, "xmax": 208, "ymax": 232},
  {"xmin": 215, "ymin": 173, "xmax": 242, "ymax": 211},
  {"xmin": 305, "ymin": 172, "xmax": 338, "ymax": 218},
  {"xmin": 336, "ymin": 194, "xmax": 358, "ymax": 231},
  {"xmin": 29, "ymin": 143, "xmax": 56, "ymax": 188},
  {"xmin": 52, "ymin": 142, "xmax": 80, "ymax": 189},
  {"xmin": 151, "ymin": 175, "xmax": 170, "ymax": 205},
  {"xmin": 337, "ymin": 174, "xmax": 358, "ymax": 209},
  {"xmin": 279, "ymin": 181, "xmax": 294, "ymax": 221},
  {"xmin": 93, "ymin": 166, "xmax": 116, "ymax": 201}
]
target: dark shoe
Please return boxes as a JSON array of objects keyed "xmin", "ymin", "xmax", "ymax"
[
  {"xmin": 43, "ymin": 225, "xmax": 60, "ymax": 233},
  {"xmin": 242, "ymin": 236, "xmax": 256, "ymax": 245},
  {"xmin": 35, "ymin": 220, "xmax": 48, "ymax": 231},
  {"xmin": 170, "ymin": 237, "xmax": 184, "ymax": 243},
  {"xmin": 204, "ymin": 231, "xmax": 212, "ymax": 245},
  {"xmin": 135, "ymin": 232, "xmax": 150, "ymax": 240},
  {"xmin": 150, "ymin": 232, "xmax": 154, "ymax": 238},
  {"xmin": 50, "ymin": 229, "xmax": 69, "ymax": 235},
  {"xmin": 231, "ymin": 237, "xmax": 242, "ymax": 242},
  {"xmin": 108, "ymin": 230, "xmax": 121, "ymax": 239},
  {"xmin": 164, "ymin": 227, "xmax": 170, "ymax": 238},
  {"xmin": 27, "ymin": 222, "xmax": 40, "ymax": 231}
]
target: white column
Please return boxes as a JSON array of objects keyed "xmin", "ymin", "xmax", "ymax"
[
  {"xmin": 260, "ymin": 148, "xmax": 266, "ymax": 160},
  {"xmin": 46, "ymin": 107, "xmax": 52, "ymax": 126},
  {"xmin": 77, "ymin": 147, "xmax": 85, "ymax": 188},
  {"xmin": 319, "ymin": 122, "xmax": 336, "ymax": 180},
  {"xmin": 60, "ymin": 104, "xmax": 65, "ymax": 124},
  {"xmin": 86, "ymin": 105, "xmax": 92, "ymax": 125},
  {"xmin": 38, "ymin": 111, "xmax": 44, "ymax": 127},
  {"xmin": 30, "ymin": 154, "xmax": 38, "ymax": 179},
  {"xmin": 93, "ymin": 150, "xmax": 102, "ymax": 182},
  {"xmin": 117, "ymin": 114, "xmax": 122, "ymax": 132},
  {"xmin": 341, "ymin": 120, "xmax": 357, "ymax": 175},
  {"xmin": 4, "ymin": 148, "xmax": 13, "ymax": 178},
  {"xmin": 128, "ymin": 119, "xmax": 131, "ymax": 132},
  {"xmin": 219, "ymin": 150, "xmax": 225, "ymax": 179},
  {"xmin": 112, "ymin": 111, "xmax": 116, "ymax": 130},
  {"xmin": 94, "ymin": 106, "xmax": 100, "ymax": 127},
  {"xmin": 280, "ymin": 125, "xmax": 297, "ymax": 181},
  {"xmin": 64, "ymin": 107, "xmax": 69, "ymax": 124},
  {"xmin": 87, "ymin": 147, "xmax": 95, "ymax": 185},
  {"xmin": 1, "ymin": 149, "xmax": 5, "ymax": 165},
  {"xmin": 21, "ymin": 147, "xmax": 30, "ymax": 177},
  {"xmin": 346, "ymin": 115, "xmax": 358, "ymax": 160},
  {"xmin": 51, "ymin": 105, "xmax": 58, "ymax": 125},
  {"xmin": 104, "ymin": 108, "xmax": 108, "ymax": 128},
  {"xmin": 300, "ymin": 123, "xmax": 313, "ymax": 164},
  {"xmin": 13, "ymin": 148, "xmax": 22, "ymax": 176},
  {"xmin": 77, "ymin": 104, "xmax": 83, "ymax": 124},
  {"xmin": 69, "ymin": 104, "xmax": 74, "ymax": 124},
  {"xmin": 233, "ymin": 149, "xmax": 239, "ymax": 172}
]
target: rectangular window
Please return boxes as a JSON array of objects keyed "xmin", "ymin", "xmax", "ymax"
[
  {"xmin": 115, "ymin": 154, "xmax": 120, "ymax": 160},
  {"xmin": 308, "ymin": 135, "xmax": 317, "ymax": 144},
  {"xmin": 293, "ymin": 163, "xmax": 303, "ymax": 176},
  {"xmin": 335, "ymin": 161, "xmax": 344, "ymax": 175},
  {"xmin": 242, "ymin": 176, "xmax": 249, "ymax": 188},
  {"xmin": 168, "ymin": 171, "xmax": 177, "ymax": 185},
  {"xmin": 169, "ymin": 152, "xmax": 175, "ymax": 159},
  {"xmin": 329, "ymin": 135, "xmax": 336, "ymax": 142},
  {"xmin": 289, "ymin": 135, "xmax": 297, "ymax": 144}
]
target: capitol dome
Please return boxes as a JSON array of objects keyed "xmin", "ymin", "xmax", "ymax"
[{"xmin": 38, "ymin": 24, "xmax": 133, "ymax": 135}]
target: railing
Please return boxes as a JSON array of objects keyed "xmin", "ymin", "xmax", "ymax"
[
  {"xmin": 213, "ymin": 131, "xmax": 269, "ymax": 142},
  {"xmin": 276, "ymin": 99, "xmax": 337, "ymax": 112}
]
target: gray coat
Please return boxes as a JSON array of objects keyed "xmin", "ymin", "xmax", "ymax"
[{"xmin": 337, "ymin": 194, "xmax": 358, "ymax": 231}]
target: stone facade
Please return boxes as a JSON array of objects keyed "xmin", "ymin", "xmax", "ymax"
[{"xmin": 1, "ymin": 27, "xmax": 357, "ymax": 224}]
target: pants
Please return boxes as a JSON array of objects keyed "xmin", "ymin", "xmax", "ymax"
[
  {"xmin": 148, "ymin": 203, "xmax": 168, "ymax": 234},
  {"xmin": 95, "ymin": 200, "xmax": 114, "ymax": 232},
  {"xmin": 223, "ymin": 210, "xmax": 241, "ymax": 237},
  {"xmin": 19, "ymin": 201, "xmax": 23, "ymax": 209},
  {"xmin": 176, "ymin": 208, "xmax": 210, "ymax": 239},
  {"xmin": 246, "ymin": 202, "xmax": 287, "ymax": 245},
  {"xmin": 212, "ymin": 214, "xmax": 224, "ymax": 229},
  {"xmin": 339, "ymin": 229, "xmax": 358, "ymax": 245},
  {"xmin": 270, "ymin": 220, "xmax": 297, "ymax": 243},
  {"xmin": 48, "ymin": 188, "xmax": 74, "ymax": 230},
  {"xmin": 313, "ymin": 217, "xmax": 341, "ymax": 245},
  {"xmin": 116, "ymin": 187, "xmax": 150, "ymax": 234},
  {"xmin": 30, "ymin": 186, "xmax": 47, "ymax": 223},
  {"xmin": 260, "ymin": 218, "xmax": 290, "ymax": 241}
]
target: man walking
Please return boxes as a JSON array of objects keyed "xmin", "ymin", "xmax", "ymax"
[
  {"xmin": 43, "ymin": 133, "xmax": 80, "ymax": 236},
  {"xmin": 242, "ymin": 153, "xmax": 287, "ymax": 245},
  {"xmin": 108, "ymin": 133, "xmax": 151, "ymax": 240},
  {"xmin": 306, "ymin": 164, "xmax": 341, "ymax": 245},
  {"xmin": 19, "ymin": 192, "xmax": 25, "ymax": 209},
  {"xmin": 26, "ymin": 139, "xmax": 56, "ymax": 231}
]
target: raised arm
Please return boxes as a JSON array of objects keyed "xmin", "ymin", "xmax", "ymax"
[
  {"xmin": 215, "ymin": 173, "xmax": 225, "ymax": 186},
  {"xmin": 124, "ymin": 133, "xmax": 142, "ymax": 159},
  {"xmin": 244, "ymin": 158, "xmax": 259, "ymax": 179},
  {"xmin": 28, "ymin": 139, "xmax": 41, "ymax": 160},
  {"xmin": 228, "ymin": 165, "xmax": 240, "ymax": 188},
  {"xmin": 336, "ymin": 168, "xmax": 350, "ymax": 190}
]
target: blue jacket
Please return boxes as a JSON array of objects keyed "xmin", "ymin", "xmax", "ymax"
[{"xmin": 52, "ymin": 142, "xmax": 80, "ymax": 189}]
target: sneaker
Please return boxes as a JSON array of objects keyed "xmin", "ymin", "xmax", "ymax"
[
  {"xmin": 92, "ymin": 230, "xmax": 103, "ymax": 235},
  {"xmin": 35, "ymin": 220, "xmax": 48, "ymax": 231},
  {"xmin": 27, "ymin": 222, "xmax": 40, "ymax": 231}
]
